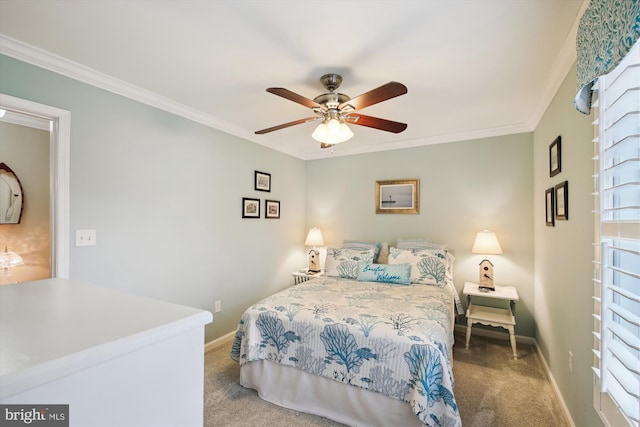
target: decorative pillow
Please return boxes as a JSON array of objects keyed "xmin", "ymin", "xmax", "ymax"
[
  {"xmin": 396, "ymin": 238, "xmax": 447, "ymax": 250},
  {"xmin": 342, "ymin": 240, "xmax": 383, "ymax": 263},
  {"xmin": 325, "ymin": 247, "xmax": 376, "ymax": 279},
  {"xmin": 357, "ymin": 262, "xmax": 411, "ymax": 285},
  {"xmin": 388, "ymin": 247, "xmax": 451, "ymax": 286}
]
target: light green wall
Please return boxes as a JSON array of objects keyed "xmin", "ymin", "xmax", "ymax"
[
  {"xmin": 533, "ymin": 63, "xmax": 601, "ymax": 426},
  {"xmin": 306, "ymin": 134, "xmax": 535, "ymax": 336},
  {"xmin": 0, "ymin": 55, "xmax": 308, "ymax": 342}
]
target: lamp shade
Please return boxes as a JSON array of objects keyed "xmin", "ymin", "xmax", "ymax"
[
  {"xmin": 304, "ymin": 227, "xmax": 325, "ymax": 247},
  {"xmin": 471, "ymin": 230, "xmax": 503, "ymax": 255}
]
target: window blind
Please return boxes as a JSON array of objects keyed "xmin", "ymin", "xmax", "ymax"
[{"xmin": 592, "ymin": 39, "xmax": 640, "ymax": 427}]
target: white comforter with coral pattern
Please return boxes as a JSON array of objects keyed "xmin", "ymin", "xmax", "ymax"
[{"xmin": 231, "ymin": 276, "xmax": 461, "ymax": 427}]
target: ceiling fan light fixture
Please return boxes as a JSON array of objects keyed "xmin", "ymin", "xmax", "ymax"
[
  {"xmin": 312, "ymin": 117, "xmax": 353, "ymax": 145},
  {"xmin": 256, "ymin": 74, "xmax": 407, "ymax": 147}
]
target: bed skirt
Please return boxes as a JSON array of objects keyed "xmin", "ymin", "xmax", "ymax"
[{"xmin": 240, "ymin": 359, "xmax": 423, "ymax": 427}]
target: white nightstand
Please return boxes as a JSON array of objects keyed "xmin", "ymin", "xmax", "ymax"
[
  {"xmin": 463, "ymin": 281, "xmax": 519, "ymax": 359},
  {"xmin": 291, "ymin": 270, "xmax": 323, "ymax": 285}
]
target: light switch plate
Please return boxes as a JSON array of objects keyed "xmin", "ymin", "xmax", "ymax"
[{"xmin": 75, "ymin": 229, "xmax": 96, "ymax": 247}]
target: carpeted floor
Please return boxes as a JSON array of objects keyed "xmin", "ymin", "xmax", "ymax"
[{"xmin": 203, "ymin": 330, "xmax": 571, "ymax": 426}]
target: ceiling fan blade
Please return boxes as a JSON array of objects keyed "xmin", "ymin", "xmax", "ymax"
[
  {"xmin": 266, "ymin": 88, "xmax": 323, "ymax": 109},
  {"xmin": 339, "ymin": 82, "xmax": 407, "ymax": 111},
  {"xmin": 255, "ymin": 117, "xmax": 320, "ymax": 134},
  {"xmin": 320, "ymin": 143, "xmax": 334, "ymax": 149},
  {"xmin": 346, "ymin": 113, "xmax": 407, "ymax": 133}
]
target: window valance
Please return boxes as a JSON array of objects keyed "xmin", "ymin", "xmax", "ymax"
[{"xmin": 574, "ymin": 0, "xmax": 640, "ymax": 114}]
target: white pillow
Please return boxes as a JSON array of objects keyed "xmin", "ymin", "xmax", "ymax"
[{"xmin": 325, "ymin": 247, "xmax": 376, "ymax": 279}]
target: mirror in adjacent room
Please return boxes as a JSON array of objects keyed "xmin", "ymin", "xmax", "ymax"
[{"xmin": 0, "ymin": 162, "xmax": 24, "ymax": 224}]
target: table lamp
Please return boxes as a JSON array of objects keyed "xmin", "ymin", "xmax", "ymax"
[
  {"xmin": 471, "ymin": 230, "xmax": 502, "ymax": 291},
  {"xmin": 0, "ymin": 246, "xmax": 24, "ymax": 285},
  {"xmin": 304, "ymin": 227, "xmax": 324, "ymax": 273}
]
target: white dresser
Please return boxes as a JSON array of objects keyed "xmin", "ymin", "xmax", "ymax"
[{"xmin": 0, "ymin": 278, "xmax": 212, "ymax": 426}]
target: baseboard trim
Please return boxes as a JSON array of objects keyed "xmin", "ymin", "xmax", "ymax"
[
  {"xmin": 533, "ymin": 342, "xmax": 577, "ymax": 427},
  {"xmin": 204, "ymin": 331, "xmax": 235, "ymax": 353},
  {"xmin": 453, "ymin": 324, "xmax": 575, "ymax": 426}
]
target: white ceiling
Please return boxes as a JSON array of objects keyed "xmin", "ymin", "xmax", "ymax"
[{"xmin": 0, "ymin": 0, "xmax": 586, "ymax": 160}]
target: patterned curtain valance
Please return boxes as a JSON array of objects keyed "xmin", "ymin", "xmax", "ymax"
[{"xmin": 575, "ymin": 0, "xmax": 640, "ymax": 114}]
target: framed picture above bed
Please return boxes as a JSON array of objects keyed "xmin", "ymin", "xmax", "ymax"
[{"xmin": 375, "ymin": 179, "xmax": 419, "ymax": 214}]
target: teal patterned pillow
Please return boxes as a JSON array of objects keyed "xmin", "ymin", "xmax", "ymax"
[
  {"xmin": 342, "ymin": 240, "xmax": 383, "ymax": 263},
  {"xmin": 388, "ymin": 247, "xmax": 450, "ymax": 286},
  {"xmin": 324, "ymin": 247, "xmax": 375, "ymax": 279},
  {"xmin": 357, "ymin": 262, "xmax": 411, "ymax": 285}
]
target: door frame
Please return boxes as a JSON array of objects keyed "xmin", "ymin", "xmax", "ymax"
[{"xmin": 0, "ymin": 93, "xmax": 70, "ymax": 278}]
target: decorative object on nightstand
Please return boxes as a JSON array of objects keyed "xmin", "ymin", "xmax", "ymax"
[
  {"xmin": 471, "ymin": 230, "xmax": 503, "ymax": 291},
  {"xmin": 463, "ymin": 281, "xmax": 519, "ymax": 359},
  {"xmin": 304, "ymin": 227, "xmax": 324, "ymax": 273},
  {"xmin": 0, "ymin": 246, "xmax": 24, "ymax": 285}
]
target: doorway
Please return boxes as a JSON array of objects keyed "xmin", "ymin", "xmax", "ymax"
[{"xmin": 0, "ymin": 93, "xmax": 69, "ymax": 279}]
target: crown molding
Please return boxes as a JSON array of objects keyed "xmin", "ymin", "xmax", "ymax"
[
  {"xmin": 302, "ymin": 122, "xmax": 533, "ymax": 160},
  {"xmin": 0, "ymin": 34, "xmax": 269, "ymax": 149}
]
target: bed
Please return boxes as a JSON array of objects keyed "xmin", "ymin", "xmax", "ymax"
[{"xmin": 230, "ymin": 241, "xmax": 463, "ymax": 427}]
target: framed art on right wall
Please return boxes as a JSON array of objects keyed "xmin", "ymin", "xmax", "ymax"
[
  {"xmin": 545, "ymin": 187, "xmax": 555, "ymax": 226},
  {"xmin": 549, "ymin": 136, "xmax": 561, "ymax": 177},
  {"xmin": 555, "ymin": 181, "xmax": 568, "ymax": 220}
]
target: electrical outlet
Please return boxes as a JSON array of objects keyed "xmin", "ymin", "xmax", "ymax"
[
  {"xmin": 215, "ymin": 300, "xmax": 222, "ymax": 313},
  {"xmin": 75, "ymin": 229, "xmax": 96, "ymax": 247},
  {"xmin": 568, "ymin": 351, "xmax": 573, "ymax": 374}
]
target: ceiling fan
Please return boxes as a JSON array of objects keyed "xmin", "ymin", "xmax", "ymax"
[{"xmin": 255, "ymin": 74, "xmax": 408, "ymax": 149}]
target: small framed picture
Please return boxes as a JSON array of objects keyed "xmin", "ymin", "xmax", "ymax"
[
  {"xmin": 545, "ymin": 187, "xmax": 555, "ymax": 226},
  {"xmin": 549, "ymin": 136, "xmax": 561, "ymax": 177},
  {"xmin": 265, "ymin": 200, "xmax": 280, "ymax": 219},
  {"xmin": 242, "ymin": 197, "xmax": 260, "ymax": 218},
  {"xmin": 555, "ymin": 181, "xmax": 568, "ymax": 220},
  {"xmin": 255, "ymin": 171, "xmax": 271, "ymax": 192},
  {"xmin": 375, "ymin": 179, "xmax": 419, "ymax": 214}
]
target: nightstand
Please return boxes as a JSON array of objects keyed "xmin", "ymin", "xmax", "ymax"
[
  {"xmin": 463, "ymin": 281, "xmax": 519, "ymax": 359},
  {"xmin": 291, "ymin": 270, "xmax": 323, "ymax": 285}
]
